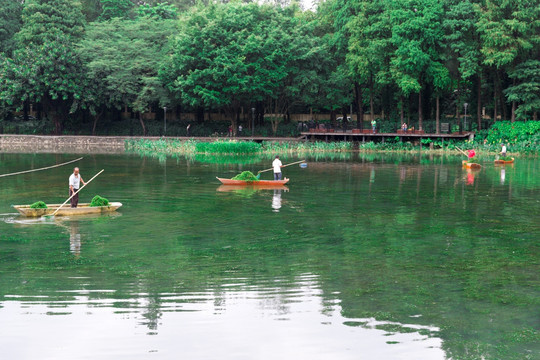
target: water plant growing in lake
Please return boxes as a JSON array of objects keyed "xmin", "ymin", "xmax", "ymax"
[{"xmin": 195, "ymin": 140, "xmax": 262, "ymax": 154}]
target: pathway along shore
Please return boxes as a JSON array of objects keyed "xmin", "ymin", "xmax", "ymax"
[{"xmin": 0, "ymin": 133, "xmax": 482, "ymax": 155}]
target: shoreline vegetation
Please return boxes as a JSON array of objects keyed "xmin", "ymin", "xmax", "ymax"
[{"xmin": 125, "ymin": 121, "xmax": 540, "ymax": 159}]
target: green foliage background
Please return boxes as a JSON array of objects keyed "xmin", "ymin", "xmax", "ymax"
[{"xmin": 0, "ymin": 0, "xmax": 538, "ymax": 136}]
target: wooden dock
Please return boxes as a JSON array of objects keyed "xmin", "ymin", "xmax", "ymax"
[{"xmin": 300, "ymin": 130, "xmax": 474, "ymax": 142}]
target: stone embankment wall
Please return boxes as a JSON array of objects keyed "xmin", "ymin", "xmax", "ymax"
[{"xmin": 0, "ymin": 135, "xmax": 140, "ymax": 154}]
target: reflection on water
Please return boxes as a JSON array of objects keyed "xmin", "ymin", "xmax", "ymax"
[
  {"xmin": 272, "ymin": 189, "xmax": 282, "ymax": 212},
  {"xmin": 0, "ymin": 274, "xmax": 444, "ymax": 360},
  {"xmin": 0, "ymin": 153, "xmax": 539, "ymax": 360},
  {"xmin": 69, "ymin": 221, "xmax": 81, "ymax": 257},
  {"xmin": 466, "ymin": 168, "xmax": 476, "ymax": 185}
]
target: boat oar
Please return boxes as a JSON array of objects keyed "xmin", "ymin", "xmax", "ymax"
[
  {"xmin": 455, "ymin": 146, "xmax": 469, "ymax": 158},
  {"xmin": 44, "ymin": 169, "xmax": 104, "ymax": 218},
  {"xmin": 256, "ymin": 160, "xmax": 306, "ymax": 179}
]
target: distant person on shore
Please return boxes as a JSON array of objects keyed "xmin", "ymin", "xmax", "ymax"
[
  {"xmin": 272, "ymin": 155, "xmax": 283, "ymax": 180},
  {"xmin": 401, "ymin": 123, "xmax": 407, "ymax": 132},
  {"xmin": 371, "ymin": 119, "xmax": 377, "ymax": 134},
  {"xmin": 238, "ymin": 124, "xmax": 243, "ymax": 136},
  {"xmin": 69, "ymin": 167, "xmax": 86, "ymax": 208},
  {"xmin": 500, "ymin": 143, "xmax": 507, "ymax": 157},
  {"xmin": 228, "ymin": 125, "xmax": 233, "ymax": 137}
]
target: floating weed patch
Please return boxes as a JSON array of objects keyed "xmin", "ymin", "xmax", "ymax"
[
  {"xmin": 90, "ymin": 195, "xmax": 109, "ymax": 207},
  {"xmin": 30, "ymin": 201, "xmax": 47, "ymax": 209},
  {"xmin": 262, "ymin": 141, "xmax": 353, "ymax": 154},
  {"xmin": 195, "ymin": 140, "xmax": 262, "ymax": 154},
  {"xmin": 231, "ymin": 171, "xmax": 259, "ymax": 181}
]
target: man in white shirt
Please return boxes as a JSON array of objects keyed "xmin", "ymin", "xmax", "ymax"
[
  {"xmin": 272, "ymin": 156, "xmax": 283, "ymax": 180},
  {"xmin": 69, "ymin": 167, "xmax": 86, "ymax": 208},
  {"xmin": 501, "ymin": 143, "xmax": 507, "ymax": 157}
]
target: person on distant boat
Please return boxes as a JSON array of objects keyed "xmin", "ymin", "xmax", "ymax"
[
  {"xmin": 69, "ymin": 167, "xmax": 86, "ymax": 208},
  {"xmin": 468, "ymin": 149, "xmax": 476, "ymax": 161},
  {"xmin": 272, "ymin": 155, "xmax": 283, "ymax": 180},
  {"xmin": 500, "ymin": 143, "xmax": 507, "ymax": 157}
]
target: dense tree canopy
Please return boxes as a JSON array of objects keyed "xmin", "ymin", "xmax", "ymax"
[{"xmin": 0, "ymin": 0, "xmax": 538, "ymax": 134}]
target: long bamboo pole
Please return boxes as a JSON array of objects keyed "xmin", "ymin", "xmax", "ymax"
[
  {"xmin": 0, "ymin": 157, "xmax": 83, "ymax": 178},
  {"xmin": 257, "ymin": 160, "xmax": 306, "ymax": 174}
]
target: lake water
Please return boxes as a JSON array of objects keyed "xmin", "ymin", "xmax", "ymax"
[{"xmin": 0, "ymin": 152, "xmax": 538, "ymax": 360}]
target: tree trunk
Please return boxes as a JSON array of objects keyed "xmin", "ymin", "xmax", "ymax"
[
  {"xmin": 496, "ymin": 71, "xmax": 507, "ymax": 120},
  {"xmin": 510, "ymin": 78, "xmax": 516, "ymax": 122},
  {"xmin": 493, "ymin": 88, "xmax": 498, "ymax": 121},
  {"xmin": 330, "ymin": 110, "xmax": 336, "ymax": 128},
  {"xmin": 418, "ymin": 89, "xmax": 423, "ymax": 131},
  {"xmin": 139, "ymin": 112, "xmax": 146, "ymax": 136},
  {"xmin": 196, "ymin": 107, "xmax": 204, "ymax": 123},
  {"xmin": 92, "ymin": 108, "xmax": 104, "ymax": 136},
  {"xmin": 435, "ymin": 95, "xmax": 440, "ymax": 134},
  {"xmin": 400, "ymin": 96, "xmax": 404, "ymax": 124},
  {"xmin": 455, "ymin": 78, "xmax": 460, "ymax": 120},
  {"xmin": 477, "ymin": 74, "xmax": 482, "ymax": 130},
  {"xmin": 369, "ymin": 77, "xmax": 375, "ymax": 124},
  {"xmin": 355, "ymin": 82, "xmax": 363, "ymax": 130}
]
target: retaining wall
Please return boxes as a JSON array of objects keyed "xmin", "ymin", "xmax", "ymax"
[{"xmin": 0, "ymin": 135, "xmax": 135, "ymax": 154}]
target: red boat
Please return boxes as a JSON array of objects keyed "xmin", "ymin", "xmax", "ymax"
[
  {"xmin": 216, "ymin": 177, "xmax": 289, "ymax": 186},
  {"xmin": 494, "ymin": 157, "xmax": 514, "ymax": 164}
]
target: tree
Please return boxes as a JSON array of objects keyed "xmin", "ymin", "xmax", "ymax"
[
  {"xmin": 17, "ymin": 0, "xmax": 85, "ymax": 46},
  {"xmin": 161, "ymin": 3, "xmax": 292, "ymax": 132},
  {"xmin": 81, "ymin": 0, "xmax": 103, "ymax": 22},
  {"xmin": 317, "ymin": 0, "xmax": 359, "ymax": 128},
  {"xmin": 443, "ymin": 0, "xmax": 484, "ymax": 129},
  {"xmin": 0, "ymin": 0, "xmax": 86, "ymax": 134},
  {"xmin": 99, "ymin": 0, "xmax": 133, "ymax": 20},
  {"xmin": 347, "ymin": 0, "xmax": 393, "ymax": 125},
  {"xmin": 477, "ymin": 0, "xmax": 540, "ymax": 121},
  {"xmin": 504, "ymin": 60, "xmax": 540, "ymax": 120},
  {"xmin": 0, "ymin": 0, "xmax": 23, "ymax": 57},
  {"xmin": 78, "ymin": 17, "xmax": 176, "ymax": 135},
  {"xmin": 389, "ymin": 0, "xmax": 445, "ymax": 130},
  {"xmin": 136, "ymin": 2, "xmax": 178, "ymax": 19}
]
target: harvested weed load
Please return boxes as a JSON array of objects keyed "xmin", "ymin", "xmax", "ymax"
[
  {"xmin": 90, "ymin": 195, "xmax": 110, "ymax": 207},
  {"xmin": 231, "ymin": 171, "xmax": 259, "ymax": 181},
  {"xmin": 499, "ymin": 156, "xmax": 513, "ymax": 161},
  {"xmin": 30, "ymin": 201, "xmax": 48, "ymax": 209}
]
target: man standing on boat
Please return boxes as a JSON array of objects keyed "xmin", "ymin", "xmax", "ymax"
[
  {"xmin": 69, "ymin": 167, "xmax": 86, "ymax": 208},
  {"xmin": 272, "ymin": 156, "xmax": 283, "ymax": 180},
  {"xmin": 500, "ymin": 143, "xmax": 507, "ymax": 157}
]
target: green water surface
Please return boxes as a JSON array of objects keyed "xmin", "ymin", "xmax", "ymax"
[{"xmin": 0, "ymin": 153, "xmax": 538, "ymax": 360}]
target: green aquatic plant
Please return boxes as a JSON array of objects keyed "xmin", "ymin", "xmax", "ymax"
[
  {"xmin": 90, "ymin": 195, "xmax": 110, "ymax": 207},
  {"xmin": 231, "ymin": 171, "xmax": 259, "ymax": 181},
  {"xmin": 195, "ymin": 140, "xmax": 262, "ymax": 154},
  {"xmin": 499, "ymin": 156, "xmax": 514, "ymax": 161},
  {"xmin": 30, "ymin": 201, "xmax": 48, "ymax": 209}
]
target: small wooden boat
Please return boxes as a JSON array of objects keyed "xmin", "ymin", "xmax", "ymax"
[
  {"xmin": 216, "ymin": 177, "xmax": 289, "ymax": 186},
  {"xmin": 462, "ymin": 160, "xmax": 482, "ymax": 169},
  {"xmin": 217, "ymin": 184, "xmax": 289, "ymax": 192},
  {"xmin": 13, "ymin": 202, "xmax": 122, "ymax": 217},
  {"xmin": 494, "ymin": 157, "xmax": 514, "ymax": 164}
]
